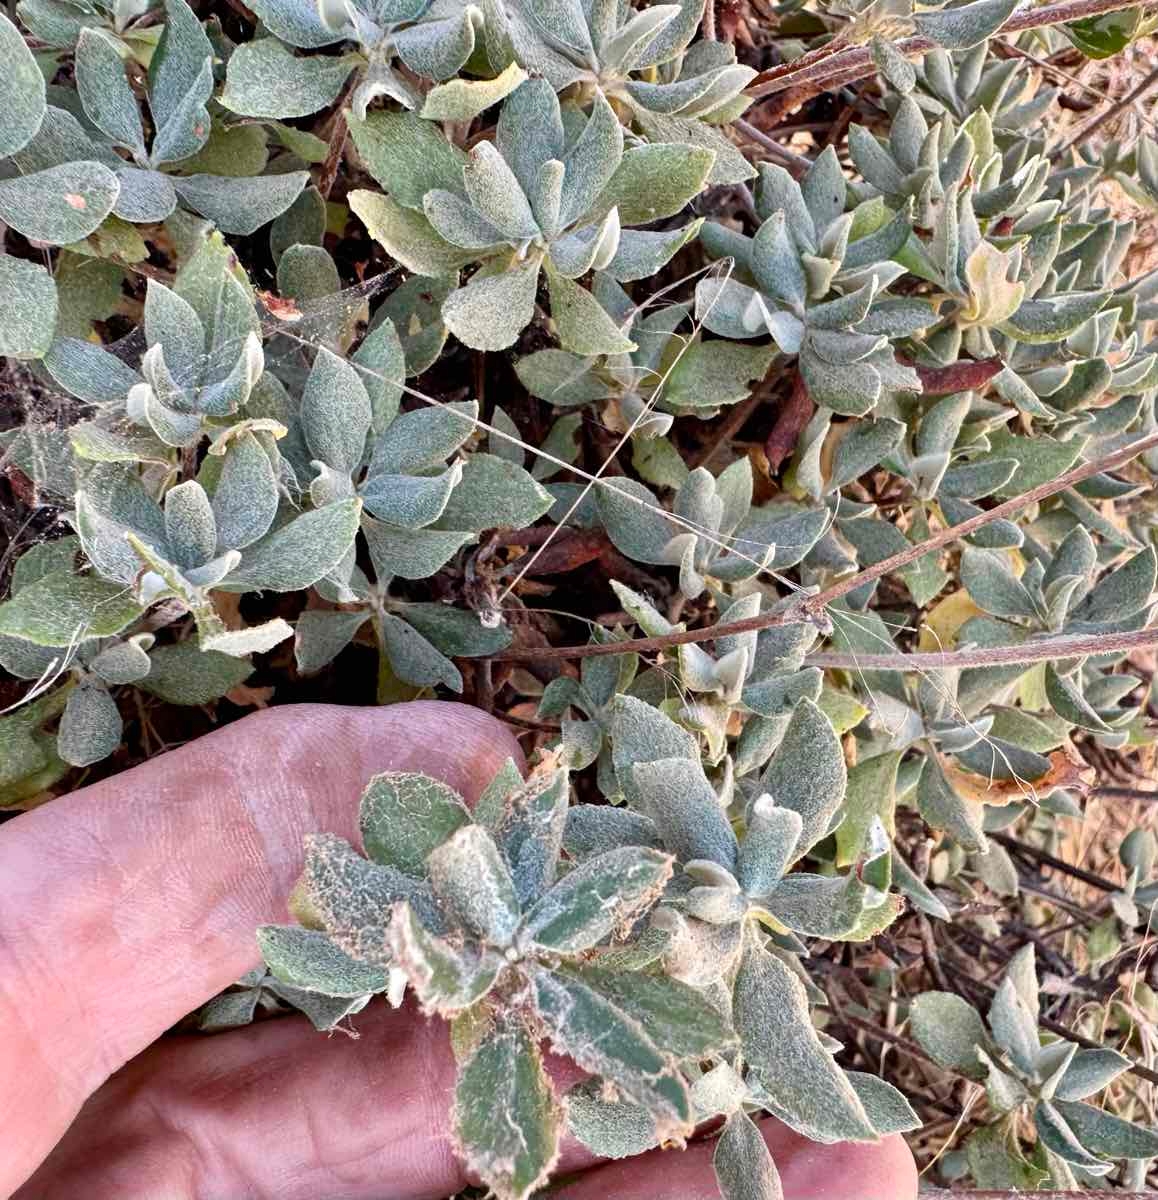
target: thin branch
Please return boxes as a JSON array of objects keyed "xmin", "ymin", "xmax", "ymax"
[
  {"xmin": 745, "ymin": 0, "xmax": 1155, "ymax": 115},
  {"xmin": 1052, "ymin": 61, "xmax": 1158, "ymax": 159},
  {"xmin": 990, "ymin": 832, "xmax": 1119, "ymax": 895},
  {"xmin": 804, "ymin": 628, "xmax": 1158, "ymax": 672},
  {"xmin": 922, "ymin": 1193, "xmax": 1158, "ymax": 1199},
  {"xmin": 733, "ymin": 117, "xmax": 814, "ymax": 176},
  {"xmin": 491, "ymin": 429, "xmax": 1158, "ymax": 662}
]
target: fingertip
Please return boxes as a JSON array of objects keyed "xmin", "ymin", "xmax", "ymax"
[
  {"xmin": 768, "ymin": 1123, "xmax": 918, "ymax": 1200},
  {"xmin": 256, "ymin": 700, "xmax": 524, "ymax": 806}
]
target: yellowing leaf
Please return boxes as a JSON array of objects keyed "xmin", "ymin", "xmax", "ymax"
[{"xmin": 917, "ymin": 588, "xmax": 983, "ymax": 651}]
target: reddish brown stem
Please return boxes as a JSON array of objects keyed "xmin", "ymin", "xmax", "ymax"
[{"xmin": 745, "ymin": 0, "xmax": 1153, "ymax": 118}]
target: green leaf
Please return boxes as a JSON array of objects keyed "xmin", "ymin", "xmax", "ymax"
[
  {"xmin": 759, "ymin": 698, "xmax": 847, "ymax": 855},
  {"xmin": 909, "ymin": 991, "xmax": 987, "ymax": 1076},
  {"xmin": 547, "ymin": 268, "xmax": 637, "ymax": 357},
  {"xmin": 171, "ymin": 172, "xmax": 310, "ymax": 236},
  {"xmin": 428, "ymin": 824, "xmax": 521, "ymax": 946},
  {"xmin": 530, "ymin": 966, "xmax": 693, "ymax": 1136},
  {"xmin": 735, "ymin": 941, "xmax": 875, "ymax": 1142},
  {"xmin": 835, "ymin": 751, "xmax": 899, "ymax": 868},
  {"xmin": 301, "ymin": 347, "xmax": 372, "ymax": 474},
  {"xmin": 565, "ymin": 1080, "xmax": 660, "ymax": 1160},
  {"xmin": 0, "ymin": 255, "xmax": 58, "ymax": 360},
  {"xmin": 827, "ymin": 419, "xmax": 906, "ymax": 493},
  {"xmin": 1034, "ymin": 1101, "xmax": 1114, "ymax": 1174},
  {"xmin": 596, "ymin": 143, "xmax": 715, "ymax": 225},
  {"xmin": 348, "ymin": 110, "xmax": 467, "ymax": 210},
  {"xmin": 1073, "ymin": 545, "xmax": 1157, "ymax": 624},
  {"xmin": 371, "ymin": 399, "xmax": 477, "ymax": 475},
  {"xmin": 257, "ymin": 925, "xmax": 388, "ymax": 996},
  {"xmin": 379, "ymin": 611, "xmax": 463, "ymax": 690},
  {"xmin": 294, "ymin": 609, "xmax": 367, "ymax": 674},
  {"xmin": 58, "ymin": 682, "xmax": 121, "ymax": 767},
  {"xmin": 962, "ymin": 546, "xmax": 1041, "ymax": 619},
  {"xmin": 76, "ymin": 28, "xmax": 145, "ymax": 155},
  {"xmin": 351, "ymin": 191, "xmax": 476, "ymax": 275},
  {"xmin": 917, "ymin": 757, "xmax": 986, "ymax": 852},
  {"xmin": 360, "ymin": 465, "xmax": 463, "ymax": 530},
  {"xmin": 737, "ymin": 798, "xmax": 803, "ymax": 898},
  {"xmin": 913, "ymin": 0, "xmax": 1019, "ymax": 48},
  {"xmin": 138, "ymin": 641, "xmax": 253, "ymax": 704},
  {"xmin": 362, "ymin": 518, "xmax": 474, "ymax": 581},
  {"xmin": 0, "ymin": 11, "xmax": 47, "ymax": 158},
  {"xmin": 978, "ymin": 429, "xmax": 1086, "ymax": 498},
  {"xmin": 359, "ymin": 771, "xmax": 472, "ymax": 877},
  {"xmin": 714, "ymin": 1111, "xmax": 783, "ymax": 1200},
  {"xmin": 400, "ymin": 603, "xmax": 512, "ymax": 657},
  {"xmin": 1056, "ymin": 1049, "xmax": 1132, "ymax": 1101},
  {"xmin": 211, "ymin": 431, "xmax": 279, "ymax": 551},
  {"xmin": 223, "ymin": 499, "xmax": 361, "ymax": 592},
  {"xmin": 420, "ymin": 61, "xmax": 528, "ymax": 121},
  {"xmin": 1045, "ymin": 663, "xmax": 1112, "ymax": 732},
  {"xmin": 0, "ymin": 571, "xmax": 143, "ymax": 647},
  {"xmin": 300, "ymin": 832, "xmax": 437, "ymax": 966},
  {"xmin": 454, "ymin": 1014, "xmax": 564, "ymax": 1200},
  {"xmin": 443, "ymin": 259, "xmax": 541, "ymax": 351},
  {"xmin": 149, "ymin": 0, "xmax": 215, "ymax": 162},
  {"xmin": 221, "ymin": 39, "xmax": 356, "ymax": 118},
  {"xmin": 1054, "ymin": 1098, "xmax": 1158, "ymax": 1159},
  {"xmin": 847, "ymin": 1072, "xmax": 922, "ymax": 1135},
  {"xmin": 1066, "ymin": 9, "xmax": 1143, "ymax": 56},
  {"xmin": 567, "ymin": 963, "xmax": 735, "ymax": 1058},
  {"xmin": 663, "ymin": 340, "xmax": 775, "ymax": 411},
  {"xmin": 0, "ymin": 162, "xmax": 120, "ymax": 245},
  {"xmin": 524, "ymin": 846, "xmax": 672, "ymax": 952},
  {"xmin": 999, "ymin": 291, "xmax": 1109, "ymax": 344},
  {"xmin": 630, "ymin": 756, "xmax": 738, "ymax": 869},
  {"xmin": 389, "ymin": 903, "xmax": 502, "ymax": 1013},
  {"xmin": 436, "ymin": 454, "xmax": 553, "ymax": 532}
]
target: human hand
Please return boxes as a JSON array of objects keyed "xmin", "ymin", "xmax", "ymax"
[{"xmin": 1, "ymin": 702, "xmax": 918, "ymax": 1200}]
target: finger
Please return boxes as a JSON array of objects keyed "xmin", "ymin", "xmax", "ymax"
[
  {"xmin": 551, "ymin": 1119, "xmax": 919, "ymax": 1200},
  {"xmin": 18, "ymin": 1000, "xmax": 596, "ymax": 1200},
  {"xmin": 0, "ymin": 702, "xmax": 521, "ymax": 1197}
]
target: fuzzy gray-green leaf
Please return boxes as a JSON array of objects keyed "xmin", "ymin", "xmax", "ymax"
[
  {"xmin": 525, "ymin": 846, "xmax": 673, "ymax": 952},
  {"xmin": 759, "ymin": 698, "xmax": 846, "ymax": 855},
  {"xmin": 359, "ymin": 770, "xmax": 472, "ymax": 877},
  {"xmin": 454, "ymin": 1014, "xmax": 563, "ymax": 1200},
  {"xmin": 258, "ymin": 925, "xmax": 388, "ymax": 997}
]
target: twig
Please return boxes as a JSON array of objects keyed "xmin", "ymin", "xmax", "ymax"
[
  {"xmin": 1052, "ymin": 61, "xmax": 1158, "ymax": 159},
  {"xmin": 803, "ymin": 628, "xmax": 1158, "ymax": 672},
  {"xmin": 744, "ymin": 0, "xmax": 1155, "ymax": 115},
  {"xmin": 733, "ymin": 117, "xmax": 814, "ymax": 176},
  {"xmin": 490, "ymin": 429, "xmax": 1158, "ymax": 662},
  {"xmin": 922, "ymin": 1193, "xmax": 1157, "ymax": 1198},
  {"xmin": 1094, "ymin": 785, "xmax": 1158, "ymax": 803},
  {"xmin": 702, "ymin": 0, "xmax": 717, "ymax": 41},
  {"xmin": 990, "ymin": 832, "xmax": 1120, "ymax": 895}
]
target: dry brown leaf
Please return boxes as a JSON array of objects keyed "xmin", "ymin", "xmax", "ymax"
[{"xmin": 939, "ymin": 741, "xmax": 1095, "ymax": 808}]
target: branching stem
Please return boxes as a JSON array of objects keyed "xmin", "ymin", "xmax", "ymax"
[{"xmin": 491, "ymin": 429, "xmax": 1158, "ymax": 662}]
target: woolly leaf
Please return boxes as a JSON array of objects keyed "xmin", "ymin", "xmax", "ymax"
[
  {"xmin": 359, "ymin": 771, "xmax": 472, "ymax": 877},
  {"xmin": 454, "ymin": 1014, "xmax": 563, "ymax": 1200}
]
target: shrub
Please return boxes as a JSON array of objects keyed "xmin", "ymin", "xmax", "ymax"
[{"xmin": 2, "ymin": 0, "xmax": 1158, "ymax": 1192}]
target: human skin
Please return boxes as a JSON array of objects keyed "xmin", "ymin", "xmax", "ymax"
[{"xmin": 0, "ymin": 701, "xmax": 919, "ymax": 1200}]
